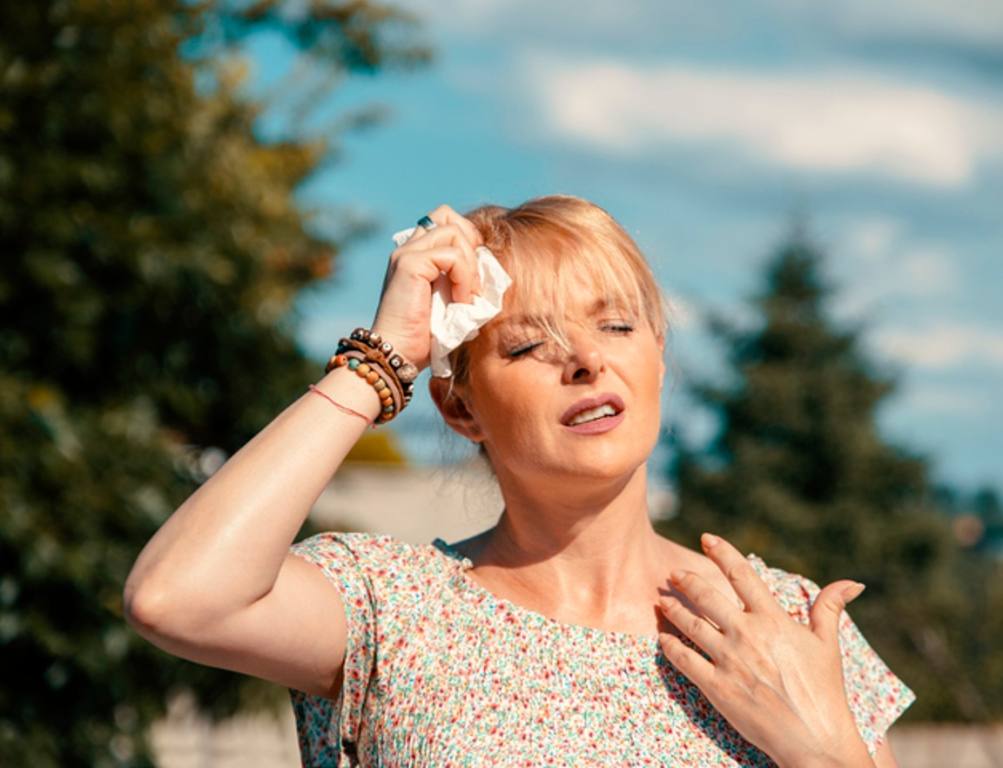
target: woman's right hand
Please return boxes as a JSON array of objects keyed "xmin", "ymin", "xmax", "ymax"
[{"xmin": 370, "ymin": 204, "xmax": 485, "ymax": 373}]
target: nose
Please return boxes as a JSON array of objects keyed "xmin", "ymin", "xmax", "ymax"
[{"xmin": 561, "ymin": 326, "xmax": 605, "ymax": 384}]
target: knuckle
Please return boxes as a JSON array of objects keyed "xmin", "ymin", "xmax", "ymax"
[
  {"xmin": 687, "ymin": 614, "xmax": 705, "ymax": 637},
  {"xmin": 725, "ymin": 563, "xmax": 746, "ymax": 583}
]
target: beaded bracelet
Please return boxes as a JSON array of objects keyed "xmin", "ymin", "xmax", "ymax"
[
  {"xmin": 327, "ymin": 328, "xmax": 417, "ymax": 403},
  {"xmin": 327, "ymin": 352, "xmax": 399, "ymax": 424},
  {"xmin": 344, "ymin": 328, "xmax": 418, "ymax": 395},
  {"xmin": 324, "ymin": 327, "xmax": 419, "ymax": 425},
  {"xmin": 335, "ymin": 337, "xmax": 411, "ymax": 409}
]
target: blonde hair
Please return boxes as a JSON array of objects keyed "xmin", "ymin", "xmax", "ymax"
[{"xmin": 447, "ymin": 194, "xmax": 673, "ymax": 391}]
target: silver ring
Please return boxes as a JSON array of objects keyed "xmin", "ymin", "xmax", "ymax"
[{"xmin": 416, "ymin": 215, "xmax": 436, "ymax": 230}]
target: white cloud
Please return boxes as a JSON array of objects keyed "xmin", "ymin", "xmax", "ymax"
[
  {"xmin": 521, "ymin": 55, "xmax": 1003, "ymax": 187},
  {"xmin": 395, "ymin": 0, "xmax": 1003, "ymax": 50},
  {"xmin": 871, "ymin": 323, "xmax": 1003, "ymax": 368},
  {"xmin": 798, "ymin": 0, "xmax": 1003, "ymax": 48}
]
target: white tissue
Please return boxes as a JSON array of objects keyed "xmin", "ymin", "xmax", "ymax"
[{"xmin": 391, "ymin": 226, "xmax": 512, "ymax": 378}]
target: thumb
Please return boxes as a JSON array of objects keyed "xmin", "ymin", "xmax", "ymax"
[{"xmin": 810, "ymin": 580, "xmax": 865, "ymax": 645}]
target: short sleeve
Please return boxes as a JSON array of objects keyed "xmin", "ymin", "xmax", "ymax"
[
  {"xmin": 287, "ymin": 532, "xmax": 378, "ymax": 767},
  {"xmin": 789, "ymin": 571, "xmax": 917, "ymax": 756}
]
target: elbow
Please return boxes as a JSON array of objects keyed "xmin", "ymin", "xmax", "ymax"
[
  {"xmin": 123, "ymin": 578, "xmax": 229, "ymax": 640},
  {"xmin": 123, "ymin": 580, "xmax": 170, "ymax": 633}
]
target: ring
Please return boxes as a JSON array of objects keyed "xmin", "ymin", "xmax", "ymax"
[{"xmin": 416, "ymin": 215, "xmax": 436, "ymax": 230}]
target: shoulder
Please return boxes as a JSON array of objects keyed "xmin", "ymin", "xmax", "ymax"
[{"xmin": 289, "ymin": 530, "xmax": 454, "ymax": 605}]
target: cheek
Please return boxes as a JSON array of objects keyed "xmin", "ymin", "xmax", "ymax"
[{"xmin": 469, "ymin": 365, "xmax": 556, "ymax": 444}]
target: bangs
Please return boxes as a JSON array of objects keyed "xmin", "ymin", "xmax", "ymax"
[
  {"xmin": 483, "ymin": 212, "xmax": 667, "ymax": 353},
  {"xmin": 446, "ymin": 195, "xmax": 673, "ymax": 385}
]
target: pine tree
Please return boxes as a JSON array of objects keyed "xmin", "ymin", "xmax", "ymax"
[
  {"xmin": 0, "ymin": 2, "xmax": 428, "ymax": 765},
  {"xmin": 657, "ymin": 224, "xmax": 1000, "ymax": 721}
]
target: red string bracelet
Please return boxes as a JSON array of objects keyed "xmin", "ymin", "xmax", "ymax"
[{"xmin": 307, "ymin": 384, "xmax": 376, "ymax": 429}]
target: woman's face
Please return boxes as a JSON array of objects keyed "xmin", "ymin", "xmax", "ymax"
[{"xmin": 458, "ymin": 280, "xmax": 665, "ymax": 484}]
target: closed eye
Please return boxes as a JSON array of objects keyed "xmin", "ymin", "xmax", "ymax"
[
  {"xmin": 508, "ymin": 341, "xmax": 542, "ymax": 357},
  {"xmin": 603, "ymin": 322, "xmax": 634, "ymax": 334},
  {"xmin": 508, "ymin": 323, "xmax": 634, "ymax": 357}
]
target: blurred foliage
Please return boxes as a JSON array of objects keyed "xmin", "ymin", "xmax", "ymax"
[
  {"xmin": 0, "ymin": 1, "xmax": 428, "ymax": 766},
  {"xmin": 657, "ymin": 225, "xmax": 1003, "ymax": 721}
]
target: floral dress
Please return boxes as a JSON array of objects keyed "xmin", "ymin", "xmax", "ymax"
[{"xmin": 287, "ymin": 531, "xmax": 915, "ymax": 767}]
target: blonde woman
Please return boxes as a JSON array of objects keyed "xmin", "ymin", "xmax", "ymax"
[{"xmin": 125, "ymin": 196, "xmax": 914, "ymax": 766}]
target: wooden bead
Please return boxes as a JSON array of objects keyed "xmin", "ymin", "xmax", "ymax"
[
  {"xmin": 381, "ymin": 395, "xmax": 393, "ymax": 407},
  {"xmin": 365, "ymin": 371, "xmax": 380, "ymax": 384},
  {"xmin": 356, "ymin": 363, "xmax": 371, "ymax": 375}
]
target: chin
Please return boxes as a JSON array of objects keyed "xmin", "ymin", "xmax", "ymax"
[{"xmin": 556, "ymin": 441, "xmax": 651, "ymax": 480}]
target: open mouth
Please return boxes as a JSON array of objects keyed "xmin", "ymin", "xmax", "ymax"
[
  {"xmin": 559, "ymin": 393, "xmax": 626, "ymax": 431},
  {"xmin": 566, "ymin": 403, "xmax": 620, "ymax": 426}
]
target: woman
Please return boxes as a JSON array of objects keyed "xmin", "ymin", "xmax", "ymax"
[{"xmin": 124, "ymin": 196, "xmax": 915, "ymax": 767}]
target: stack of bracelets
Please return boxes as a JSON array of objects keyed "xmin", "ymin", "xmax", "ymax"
[{"xmin": 323, "ymin": 327, "xmax": 419, "ymax": 425}]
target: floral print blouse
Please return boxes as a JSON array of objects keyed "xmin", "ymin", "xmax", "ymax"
[{"xmin": 287, "ymin": 531, "xmax": 915, "ymax": 767}]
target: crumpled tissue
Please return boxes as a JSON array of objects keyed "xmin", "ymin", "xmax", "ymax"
[{"xmin": 391, "ymin": 226, "xmax": 512, "ymax": 378}]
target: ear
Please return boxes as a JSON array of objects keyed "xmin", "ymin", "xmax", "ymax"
[{"xmin": 428, "ymin": 376, "xmax": 484, "ymax": 443}]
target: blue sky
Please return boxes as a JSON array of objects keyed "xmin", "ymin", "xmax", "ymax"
[{"xmin": 244, "ymin": 1, "xmax": 1001, "ymax": 492}]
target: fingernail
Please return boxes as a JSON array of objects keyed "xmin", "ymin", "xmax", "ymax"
[
  {"xmin": 701, "ymin": 533, "xmax": 720, "ymax": 549},
  {"xmin": 842, "ymin": 582, "xmax": 866, "ymax": 601}
]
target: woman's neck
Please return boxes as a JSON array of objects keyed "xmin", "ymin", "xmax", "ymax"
[{"xmin": 463, "ymin": 463, "xmax": 673, "ymax": 626}]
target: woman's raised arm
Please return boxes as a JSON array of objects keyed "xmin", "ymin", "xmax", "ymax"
[{"xmin": 122, "ymin": 204, "xmax": 484, "ymax": 698}]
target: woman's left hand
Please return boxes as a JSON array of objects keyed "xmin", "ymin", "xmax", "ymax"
[{"xmin": 658, "ymin": 532, "xmax": 875, "ymax": 768}]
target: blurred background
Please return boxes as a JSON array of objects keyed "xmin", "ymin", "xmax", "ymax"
[{"xmin": 1, "ymin": 1, "xmax": 1001, "ymax": 766}]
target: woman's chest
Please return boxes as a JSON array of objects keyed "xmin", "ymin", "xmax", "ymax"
[{"xmin": 359, "ymin": 603, "xmax": 775, "ymax": 767}]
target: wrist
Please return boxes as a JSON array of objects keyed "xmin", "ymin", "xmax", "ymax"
[
  {"xmin": 779, "ymin": 735, "xmax": 874, "ymax": 768},
  {"xmin": 315, "ymin": 365, "xmax": 383, "ymax": 422}
]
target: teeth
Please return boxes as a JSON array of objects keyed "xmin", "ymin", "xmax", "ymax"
[{"xmin": 569, "ymin": 404, "xmax": 617, "ymax": 426}]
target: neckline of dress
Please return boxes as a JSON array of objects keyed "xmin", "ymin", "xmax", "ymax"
[{"xmin": 430, "ymin": 537, "xmax": 665, "ymax": 650}]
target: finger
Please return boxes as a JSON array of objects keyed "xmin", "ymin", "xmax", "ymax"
[
  {"xmin": 667, "ymin": 569, "xmax": 742, "ymax": 632},
  {"xmin": 659, "ymin": 630, "xmax": 716, "ymax": 687},
  {"xmin": 699, "ymin": 533, "xmax": 778, "ymax": 615},
  {"xmin": 399, "ymin": 223, "xmax": 476, "ymax": 262},
  {"xmin": 429, "ymin": 203, "xmax": 485, "ymax": 247},
  {"xmin": 398, "ymin": 225, "xmax": 478, "ymax": 303},
  {"xmin": 399, "ymin": 245, "xmax": 477, "ymax": 305},
  {"xmin": 810, "ymin": 580, "xmax": 865, "ymax": 645},
  {"xmin": 659, "ymin": 595, "xmax": 725, "ymax": 659}
]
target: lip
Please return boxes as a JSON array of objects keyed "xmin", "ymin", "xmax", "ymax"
[
  {"xmin": 564, "ymin": 410, "xmax": 625, "ymax": 435},
  {"xmin": 559, "ymin": 393, "xmax": 626, "ymax": 427}
]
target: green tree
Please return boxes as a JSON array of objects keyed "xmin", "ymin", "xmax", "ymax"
[
  {"xmin": 0, "ymin": 2, "xmax": 428, "ymax": 765},
  {"xmin": 657, "ymin": 224, "xmax": 1001, "ymax": 721}
]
